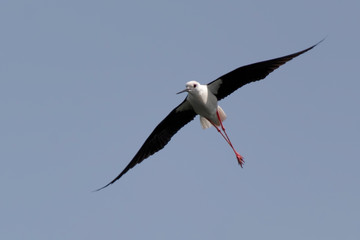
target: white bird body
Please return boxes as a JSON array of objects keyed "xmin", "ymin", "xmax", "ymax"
[{"xmin": 182, "ymin": 80, "xmax": 227, "ymax": 129}]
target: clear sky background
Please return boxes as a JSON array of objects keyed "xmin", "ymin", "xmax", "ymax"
[{"xmin": 1, "ymin": 1, "xmax": 359, "ymax": 239}]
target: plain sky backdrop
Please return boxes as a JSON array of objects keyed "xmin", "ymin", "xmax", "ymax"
[{"xmin": 1, "ymin": 1, "xmax": 359, "ymax": 239}]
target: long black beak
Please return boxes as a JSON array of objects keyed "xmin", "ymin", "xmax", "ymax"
[{"xmin": 176, "ymin": 89, "xmax": 188, "ymax": 94}]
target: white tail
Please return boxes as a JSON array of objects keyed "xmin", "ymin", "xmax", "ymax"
[
  {"xmin": 200, "ymin": 116, "xmax": 212, "ymax": 129},
  {"xmin": 199, "ymin": 105, "xmax": 227, "ymax": 129},
  {"xmin": 217, "ymin": 106, "xmax": 227, "ymax": 122}
]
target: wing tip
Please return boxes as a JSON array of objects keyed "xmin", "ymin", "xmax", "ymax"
[
  {"xmin": 93, "ymin": 180, "xmax": 116, "ymax": 192},
  {"xmin": 304, "ymin": 38, "xmax": 325, "ymax": 53}
]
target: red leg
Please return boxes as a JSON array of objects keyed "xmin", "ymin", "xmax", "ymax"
[
  {"xmin": 210, "ymin": 121, "xmax": 231, "ymax": 146},
  {"xmin": 210, "ymin": 111, "xmax": 245, "ymax": 167}
]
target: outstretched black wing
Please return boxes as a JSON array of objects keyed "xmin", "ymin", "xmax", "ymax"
[
  {"xmin": 208, "ymin": 41, "xmax": 322, "ymax": 101},
  {"xmin": 96, "ymin": 99, "xmax": 196, "ymax": 191}
]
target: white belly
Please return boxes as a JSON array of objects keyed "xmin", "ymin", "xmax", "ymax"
[{"xmin": 186, "ymin": 86, "xmax": 226, "ymax": 128}]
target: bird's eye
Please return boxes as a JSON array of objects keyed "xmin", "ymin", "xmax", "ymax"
[{"xmin": 193, "ymin": 84, "xmax": 197, "ymax": 88}]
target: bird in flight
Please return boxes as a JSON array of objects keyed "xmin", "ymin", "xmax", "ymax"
[{"xmin": 96, "ymin": 40, "xmax": 322, "ymax": 191}]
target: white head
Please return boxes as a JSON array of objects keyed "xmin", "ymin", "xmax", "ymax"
[{"xmin": 176, "ymin": 81, "xmax": 201, "ymax": 95}]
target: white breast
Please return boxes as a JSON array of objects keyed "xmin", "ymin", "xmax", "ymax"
[{"xmin": 187, "ymin": 85, "xmax": 219, "ymax": 122}]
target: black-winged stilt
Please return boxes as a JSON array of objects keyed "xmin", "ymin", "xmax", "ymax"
[{"xmin": 96, "ymin": 41, "xmax": 322, "ymax": 191}]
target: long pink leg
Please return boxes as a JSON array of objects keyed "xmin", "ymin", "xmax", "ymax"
[
  {"xmin": 210, "ymin": 122, "xmax": 232, "ymax": 146},
  {"xmin": 210, "ymin": 111, "xmax": 245, "ymax": 167}
]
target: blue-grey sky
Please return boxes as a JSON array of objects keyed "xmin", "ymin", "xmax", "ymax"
[{"xmin": 1, "ymin": 1, "xmax": 359, "ymax": 239}]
